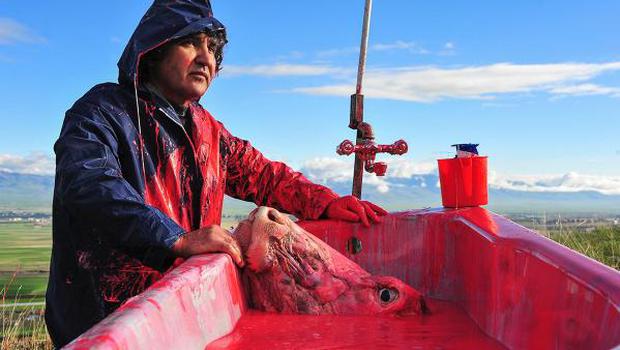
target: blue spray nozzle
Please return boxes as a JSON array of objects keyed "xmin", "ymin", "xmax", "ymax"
[{"xmin": 451, "ymin": 143, "xmax": 479, "ymax": 157}]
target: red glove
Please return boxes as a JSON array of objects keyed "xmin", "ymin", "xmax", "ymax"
[{"xmin": 324, "ymin": 195, "xmax": 388, "ymax": 227}]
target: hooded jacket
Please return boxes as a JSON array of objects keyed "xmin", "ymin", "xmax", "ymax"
[{"xmin": 45, "ymin": 1, "xmax": 338, "ymax": 346}]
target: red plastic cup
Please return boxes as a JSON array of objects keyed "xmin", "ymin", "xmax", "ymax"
[{"xmin": 437, "ymin": 156, "xmax": 488, "ymax": 208}]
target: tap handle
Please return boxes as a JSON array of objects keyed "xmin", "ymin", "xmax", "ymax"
[
  {"xmin": 336, "ymin": 140, "xmax": 355, "ymax": 155},
  {"xmin": 378, "ymin": 139, "xmax": 408, "ymax": 155},
  {"xmin": 392, "ymin": 139, "xmax": 408, "ymax": 154}
]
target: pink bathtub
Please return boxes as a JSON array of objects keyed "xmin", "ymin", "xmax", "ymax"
[{"xmin": 64, "ymin": 208, "xmax": 620, "ymax": 349}]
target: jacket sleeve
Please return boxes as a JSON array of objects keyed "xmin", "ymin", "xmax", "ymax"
[
  {"xmin": 54, "ymin": 106, "xmax": 185, "ymax": 250},
  {"xmin": 221, "ymin": 127, "xmax": 339, "ymax": 220}
]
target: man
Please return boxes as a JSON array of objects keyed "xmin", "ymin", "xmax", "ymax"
[{"xmin": 45, "ymin": 0, "xmax": 386, "ymax": 346}]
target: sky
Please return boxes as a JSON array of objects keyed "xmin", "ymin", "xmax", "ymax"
[{"xmin": 1, "ymin": 1, "xmax": 620, "ymax": 195}]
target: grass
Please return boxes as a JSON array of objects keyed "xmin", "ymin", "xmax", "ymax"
[
  {"xmin": 1, "ymin": 277, "xmax": 51, "ymax": 350},
  {"xmin": 1, "ymin": 284, "xmax": 51, "ymax": 349},
  {"xmin": 0, "ymin": 223, "xmax": 51, "ymax": 271},
  {"xmin": 546, "ymin": 225, "xmax": 620, "ymax": 270},
  {"xmin": 0, "ymin": 223, "xmax": 51, "ymax": 301},
  {"xmin": 0, "ymin": 222, "xmax": 52, "ymax": 349}
]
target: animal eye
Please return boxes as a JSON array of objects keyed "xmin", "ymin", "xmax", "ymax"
[{"xmin": 378, "ymin": 288, "xmax": 398, "ymax": 303}]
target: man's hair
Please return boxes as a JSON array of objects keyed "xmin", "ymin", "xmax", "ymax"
[{"xmin": 138, "ymin": 30, "xmax": 227, "ymax": 84}]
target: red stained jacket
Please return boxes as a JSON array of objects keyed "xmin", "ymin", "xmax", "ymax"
[
  {"xmin": 146, "ymin": 100, "xmax": 339, "ymax": 229},
  {"xmin": 45, "ymin": 0, "xmax": 339, "ymax": 346}
]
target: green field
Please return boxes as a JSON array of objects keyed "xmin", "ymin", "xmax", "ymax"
[
  {"xmin": 0, "ymin": 222, "xmax": 51, "ymax": 348},
  {"xmin": 0, "ymin": 223, "xmax": 51, "ymax": 301}
]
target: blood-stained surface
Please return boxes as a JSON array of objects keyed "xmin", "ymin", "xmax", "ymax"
[
  {"xmin": 207, "ymin": 301, "xmax": 505, "ymax": 350},
  {"xmin": 64, "ymin": 255, "xmax": 247, "ymax": 350},
  {"xmin": 301, "ymin": 208, "xmax": 620, "ymax": 349},
  {"xmin": 66, "ymin": 209, "xmax": 620, "ymax": 349},
  {"xmin": 233, "ymin": 207, "xmax": 426, "ymax": 315}
]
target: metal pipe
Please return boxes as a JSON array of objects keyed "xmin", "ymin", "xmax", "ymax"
[
  {"xmin": 351, "ymin": 0, "xmax": 373, "ymax": 199},
  {"xmin": 355, "ymin": 0, "xmax": 372, "ymax": 95}
]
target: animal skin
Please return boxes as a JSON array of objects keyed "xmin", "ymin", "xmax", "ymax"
[{"xmin": 233, "ymin": 206, "xmax": 427, "ymax": 315}]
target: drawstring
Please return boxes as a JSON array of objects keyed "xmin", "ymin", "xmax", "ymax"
[{"xmin": 134, "ymin": 75, "xmax": 147, "ymax": 190}]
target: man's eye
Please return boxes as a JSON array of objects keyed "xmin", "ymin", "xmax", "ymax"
[{"xmin": 180, "ymin": 39, "xmax": 200, "ymax": 47}]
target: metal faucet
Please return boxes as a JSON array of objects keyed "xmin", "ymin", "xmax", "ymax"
[
  {"xmin": 337, "ymin": 123, "xmax": 408, "ymax": 177},
  {"xmin": 336, "ymin": 0, "xmax": 409, "ymax": 198}
]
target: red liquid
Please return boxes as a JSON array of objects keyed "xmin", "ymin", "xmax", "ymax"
[{"xmin": 207, "ymin": 300, "xmax": 505, "ymax": 349}]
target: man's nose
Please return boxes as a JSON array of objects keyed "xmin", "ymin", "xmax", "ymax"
[{"xmin": 195, "ymin": 42, "xmax": 216, "ymax": 74}]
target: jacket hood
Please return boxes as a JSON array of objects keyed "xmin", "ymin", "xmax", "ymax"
[{"xmin": 117, "ymin": 0, "xmax": 225, "ymax": 85}]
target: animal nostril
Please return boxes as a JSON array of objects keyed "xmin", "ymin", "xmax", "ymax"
[{"xmin": 267, "ymin": 210, "xmax": 278, "ymax": 222}]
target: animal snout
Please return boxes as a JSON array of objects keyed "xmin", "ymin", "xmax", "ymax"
[
  {"xmin": 267, "ymin": 208, "xmax": 286, "ymax": 225},
  {"xmin": 254, "ymin": 206, "xmax": 287, "ymax": 226},
  {"xmin": 267, "ymin": 209, "xmax": 278, "ymax": 221}
]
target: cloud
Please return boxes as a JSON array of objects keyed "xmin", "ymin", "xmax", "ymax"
[
  {"xmin": 439, "ymin": 41, "xmax": 456, "ymax": 56},
  {"xmin": 370, "ymin": 41, "xmax": 429, "ymax": 54},
  {"xmin": 300, "ymin": 157, "xmax": 353, "ymax": 183},
  {"xmin": 300, "ymin": 156, "xmax": 620, "ymax": 195},
  {"xmin": 294, "ymin": 62, "xmax": 620, "ymax": 102},
  {"xmin": 549, "ymin": 83, "xmax": 620, "ymax": 98},
  {"xmin": 377, "ymin": 158, "xmax": 437, "ymax": 178},
  {"xmin": 0, "ymin": 153, "xmax": 55, "ymax": 175},
  {"xmin": 0, "ymin": 17, "xmax": 45, "ymax": 45},
  {"xmin": 223, "ymin": 61, "xmax": 620, "ymax": 102},
  {"xmin": 316, "ymin": 41, "xmax": 429, "ymax": 58},
  {"xmin": 301, "ymin": 157, "xmax": 391, "ymax": 193},
  {"xmin": 489, "ymin": 172, "xmax": 620, "ymax": 195},
  {"xmin": 300, "ymin": 157, "xmax": 436, "ymax": 193},
  {"xmin": 222, "ymin": 64, "xmax": 344, "ymax": 77}
]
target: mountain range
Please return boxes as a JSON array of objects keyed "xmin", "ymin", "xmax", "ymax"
[
  {"xmin": 1, "ymin": 170, "xmax": 618, "ymax": 215},
  {"xmin": 315, "ymin": 173, "xmax": 620, "ymax": 215}
]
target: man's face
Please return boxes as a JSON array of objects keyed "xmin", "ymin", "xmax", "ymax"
[{"xmin": 150, "ymin": 33, "xmax": 217, "ymax": 108}]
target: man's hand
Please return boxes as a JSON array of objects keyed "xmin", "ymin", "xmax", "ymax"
[
  {"xmin": 171, "ymin": 225, "xmax": 245, "ymax": 267},
  {"xmin": 324, "ymin": 195, "xmax": 388, "ymax": 227}
]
